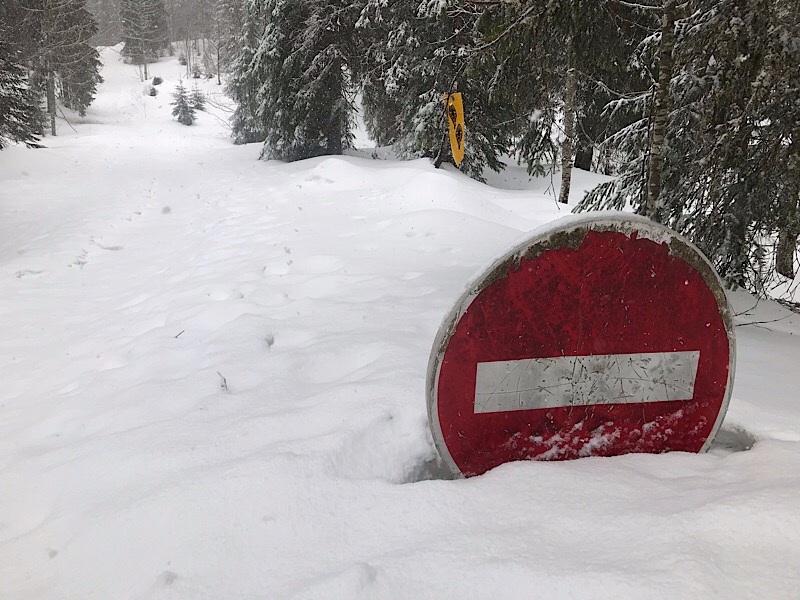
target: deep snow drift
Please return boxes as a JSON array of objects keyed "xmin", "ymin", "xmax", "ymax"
[{"xmin": 1, "ymin": 47, "xmax": 799, "ymax": 599}]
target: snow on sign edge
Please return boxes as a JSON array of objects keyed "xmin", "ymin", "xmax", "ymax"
[{"xmin": 425, "ymin": 212, "xmax": 737, "ymax": 479}]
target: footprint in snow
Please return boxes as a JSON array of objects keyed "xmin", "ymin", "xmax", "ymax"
[
  {"xmin": 69, "ymin": 249, "xmax": 88, "ymax": 268},
  {"xmin": 95, "ymin": 243, "xmax": 123, "ymax": 251},
  {"xmin": 153, "ymin": 570, "xmax": 179, "ymax": 587},
  {"xmin": 89, "ymin": 237, "xmax": 123, "ymax": 252}
]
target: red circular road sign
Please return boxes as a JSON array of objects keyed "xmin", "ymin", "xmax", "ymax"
[{"xmin": 427, "ymin": 215, "xmax": 736, "ymax": 478}]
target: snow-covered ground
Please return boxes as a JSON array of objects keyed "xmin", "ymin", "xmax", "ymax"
[{"xmin": 1, "ymin": 48, "xmax": 799, "ymax": 599}]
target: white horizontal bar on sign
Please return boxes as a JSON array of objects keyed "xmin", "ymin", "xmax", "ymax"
[{"xmin": 474, "ymin": 351, "xmax": 700, "ymax": 414}]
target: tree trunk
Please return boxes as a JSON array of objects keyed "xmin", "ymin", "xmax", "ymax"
[
  {"xmin": 776, "ymin": 174, "xmax": 799, "ymax": 279},
  {"xmin": 217, "ymin": 44, "xmax": 222, "ymax": 85},
  {"xmin": 574, "ymin": 140, "xmax": 593, "ymax": 171},
  {"xmin": 776, "ymin": 224, "xmax": 798, "ymax": 279},
  {"xmin": 326, "ymin": 65, "xmax": 344, "ymax": 155},
  {"xmin": 558, "ymin": 3, "xmax": 578, "ymax": 205},
  {"xmin": 42, "ymin": 0, "xmax": 56, "ymax": 136},
  {"xmin": 326, "ymin": 116, "xmax": 343, "ymax": 154},
  {"xmin": 645, "ymin": 0, "xmax": 676, "ymax": 218},
  {"xmin": 558, "ymin": 64, "xmax": 577, "ymax": 204},
  {"xmin": 47, "ymin": 70, "xmax": 56, "ymax": 136}
]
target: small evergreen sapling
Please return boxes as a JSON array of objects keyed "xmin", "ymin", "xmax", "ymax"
[
  {"xmin": 171, "ymin": 81, "xmax": 195, "ymax": 125},
  {"xmin": 190, "ymin": 85, "xmax": 206, "ymax": 111}
]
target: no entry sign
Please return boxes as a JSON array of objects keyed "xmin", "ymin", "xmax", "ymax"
[{"xmin": 427, "ymin": 215, "xmax": 735, "ymax": 478}]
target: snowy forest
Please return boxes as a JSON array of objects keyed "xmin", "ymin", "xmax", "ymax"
[
  {"xmin": 3, "ymin": 0, "xmax": 799, "ymax": 294},
  {"xmin": 2, "ymin": 2, "xmax": 800, "ymax": 597}
]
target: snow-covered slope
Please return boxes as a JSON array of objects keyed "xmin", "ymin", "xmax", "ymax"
[{"xmin": 1, "ymin": 48, "xmax": 799, "ymax": 599}]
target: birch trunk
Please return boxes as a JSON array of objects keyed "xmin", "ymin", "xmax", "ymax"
[
  {"xmin": 645, "ymin": 0, "xmax": 676, "ymax": 217},
  {"xmin": 43, "ymin": 0, "xmax": 57, "ymax": 136},
  {"xmin": 558, "ymin": 64, "xmax": 577, "ymax": 205}
]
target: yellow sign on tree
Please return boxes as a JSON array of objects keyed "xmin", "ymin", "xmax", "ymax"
[{"xmin": 444, "ymin": 93, "xmax": 465, "ymax": 166}]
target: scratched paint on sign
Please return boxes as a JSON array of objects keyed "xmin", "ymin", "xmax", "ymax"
[{"xmin": 475, "ymin": 351, "xmax": 700, "ymax": 413}]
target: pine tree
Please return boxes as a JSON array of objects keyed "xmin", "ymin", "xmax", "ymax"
[
  {"xmin": 353, "ymin": 0, "xmax": 410, "ymax": 148},
  {"xmin": 356, "ymin": 0, "xmax": 516, "ymax": 179},
  {"xmin": 263, "ymin": 0, "xmax": 355, "ymax": 160},
  {"xmin": 215, "ymin": 0, "xmax": 245, "ymax": 72},
  {"xmin": 470, "ymin": 1, "xmax": 642, "ymax": 196},
  {"xmin": 56, "ymin": 0, "xmax": 104, "ymax": 116},
  {"xmin": 120, "ymin": 0, "xmax": 170, "ymax": 80},
  {"xmin": 225, "ymin": 0, "xmax": 267, "ymax": 144},
  {"xmin": 0, "ymin": 41, "xmax": 43, "ymax": 150},
  {"xmin": 574, "ymin": 6, "xmax": 661, "ymax": 215},
  {"xmin": 85, "ymin": 0, "xmax": 122, "ymax": 45},
  {"xmin": 355, "ymin": 0, "xmax": 643, "ymax": 182},
  {"xmin": 578, "ymin": 0, "xmax": 800, "ymax": 289},
  {"xmin": 2, "ymin": 0, "xmax": 104, "ymax": 134},
  {"xmin": 189, "ymin": 83, "xmax": 205, "ymax": 110},
  {"xmin": 171, "ymin": 80, "xmax": 195, "ymax": 124},
  {"xmin": 229, "ymin": 0, "xmax": 357, "ymax": 160},
  {"xmin": 673, "ymin": 0, "xmax": 800, "ymax": 288}
]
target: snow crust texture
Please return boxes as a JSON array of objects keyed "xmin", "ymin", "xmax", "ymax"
[{"xmin": 1, "ymin": 48, "xmax": 799, "ymax": 599}]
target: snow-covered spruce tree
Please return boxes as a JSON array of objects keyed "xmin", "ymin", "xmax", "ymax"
[
  {"xmin": 355, "ymin": 0, "xmax": 516, "ymax": 180},
  {"xmin": 470, "ymin": 0, "xmax": 647, "ymax": 198},
  {"xmin": 253, "ymin": 0, "xmax": 357, "ymax": 161},
  {"xmin": 0, "ymin": 41, "xmax": 43, "ymax": 150},
  {"xmin": 672, "ymin": 0, "xmax": 800, "ymax": 288},
  {"xmin": 1, "ymin": 0, "xmax": 104, "ymax": 134},
  {"xmin": 572, "ymin": 5, "xmax": 655, "ymax": 175},
  {"xmin": 56, "ymin": 0, "xmax": 104, "ymax": 116},
  {"xmin": 354, "ymin": 0, "xmax": 646, "ymax": 183},
  {"xmin": 578, "ymin": 0, "xmax": 800, "ymax": 289},
  {"xmin": 172, "ymin": 0, "xmax": 216, "ymax": 42},
  {"xmin": 215, "ymin": 0, "xmax": 246, "ymax": 73},
  {"xmin": 190, "ymin": 84, "xmax": 206, "ymax": 110},
  {"xmin": 574, "ymin": 2, "xmax": 664, "ymax": 216},
  {"xmin": 359, "ymin": 76, "xmax": 402, "ymax": 148},
  {"xmin": 120, "ymin": 0, "xmax": 170, "ymax": 80},
  {"xmin": 0, "ymin": 2, "xmax": 43, "ymax": 60},
  {"xmin": 85, "ymin": 0, "xmax": 122, "ymax": 45},
  {"xmin": 352, "ymin": 0, "xmax": 411, "ymax": 148},
  {"xmin": 171, "ymin": 80, "xmax": 195, "ymax": 124},
  {"xmin": 225, "ymin": 0, "xmax": 267, "ymax": 144}
]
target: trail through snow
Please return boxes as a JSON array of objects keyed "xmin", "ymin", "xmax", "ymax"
[{"xmin": 1, "ymin": 48, "xmax": 799, "ymax": 599}]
